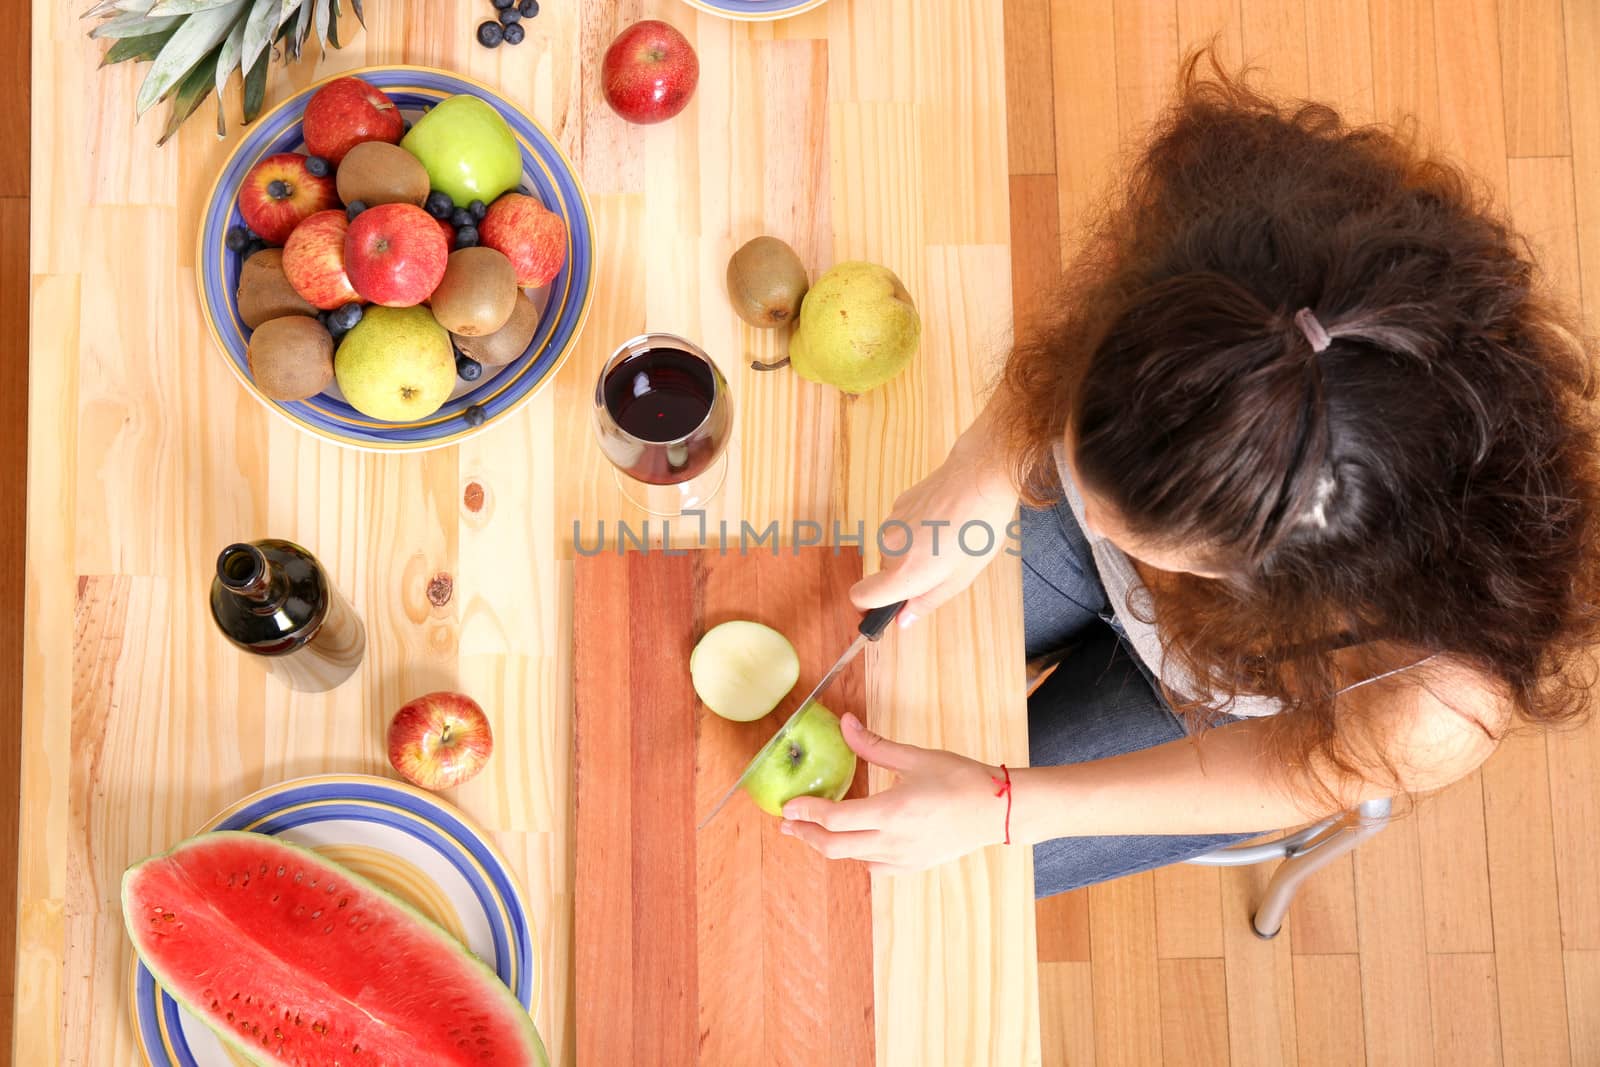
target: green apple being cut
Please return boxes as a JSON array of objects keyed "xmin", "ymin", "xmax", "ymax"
[
  {"xmin": 742, "ymin": 702, "xmax": 858, "ymax": 817},
  {"xmin": 400, "ymin": 95, "xmax": 523, "ymax": 210},
  {"xmin": 690, "ymin": 620, "xmax": 800, "ymax": 722},
  {"xmin": 335, "ymin": 306, "xmax": 456, "ymax": 422}
]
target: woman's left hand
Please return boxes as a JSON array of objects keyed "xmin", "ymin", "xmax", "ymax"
[{"xmin": 779, "ymin": 712, "xmax": 1010, "ymax": 875}]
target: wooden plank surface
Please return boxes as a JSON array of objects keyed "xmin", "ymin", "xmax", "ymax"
[
  {"xmin": 1291, "ymin": 954, "xmax": 1365, "ymax": 1067},
  {"xmin": 19, "ymin": 2, "xmax": 1032, "ymax": 1064},
  {"xmin": 573, "ymin": 547, "xmax": 874, "ymax": 1066}
]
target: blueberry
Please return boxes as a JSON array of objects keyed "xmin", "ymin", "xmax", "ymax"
[
  {"xmin": 464, "ymin": 403, "xmax": 488, "ymax": 427},
  {"xmin": 498, "ymin": 7, "xmax": 521, "ymax": 23},
  {"xmin": 468, "ymin": 199, "xmax": 488, "ymax": 220},
  {"xmin": 447, "ymin": 208, "xmax": 472, "ymax": 229},
  {"xmin": 243, "ymin": 239, "xmax": 267, "ymax": 258},
  {"xmin": 455, "ymin": 225, "xmax": 479, "ymax": 247},
  {"xmin": 456, "ymin": 354, "xmax": 484, "ymax": 382},
  {"xmin": 402, "ymin": 119, "xmax": 412, "ymax": 135},
  {"xmin": 304, "ymin": 155, "xmax": 330, "ymax": 177},
  {"xmin": 426, "ymin": 190, "xmax": 455, "ymax": 218},
  {"xmin": 346, "ymin": 200, "xmax": 368, "ymax": 221},
  {"xmin": 225, "ymin": 226, "xmax": 251, "ymax": 253},
  {"xmin": 267, "ymin": 179, "xmax": 290, "ymax": 199},
  {"xmin": 331, "ymin": 303, "xmax": 364, "ymax": 332},
  {"xmin": 493, "ymin": 0, "xmax": 515, "ymax": 8},
  {"xmin": 519, "ymin": 0, "xmax": 539, "ymax": 15},
  {"xmin": 477, "ymin": 20, "xmax": 504, "ymax": 47},
  {"xmin": 503, "ymin": 21, "xmax": 525, "ymax": 44}
]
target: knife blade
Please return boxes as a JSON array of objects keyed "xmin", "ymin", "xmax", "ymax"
[{"xmin": 697, "ymin": 600, "xmax": 906, "ymax": 830}]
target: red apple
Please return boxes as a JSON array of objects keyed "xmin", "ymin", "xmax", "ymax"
[
  {"xmin": 387, "ymin": 692, "xmax": 494, "ymax": 791},
  {"xmin": 601, "ymin": 20, "xmax": 699, "ymax": 125},
  {"xmin": 282, "ymin": 210, "xmax": 362, "ymax": 310},
  {"xmin": 301, "ymin": 76, "xmax": 404, "ymax": 166},
  {"xmin": 480, "ymin": 194, "xmax": 568, "ymax": 288},
  {"xmin": 343, "ymin": 203, "xmax": 450, "ymax": 307},
  {"xmin": 435, "ymin": 214, "xmax": 457, "ymax": 253},
  {"xmin": 238, "ymin": 153, "xmax": 338, "ymax": 245}
]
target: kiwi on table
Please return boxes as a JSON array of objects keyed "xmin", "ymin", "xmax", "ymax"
[
  {"xmin": 336, "ymin": 141, "xmax": 431, "ymax": 208},
  {"xmin": 452, "ymin": 291, "xmax": 539, "ymax": 368},
  {"xmin": 237, "ymin": 248, "xmax": 318, "ymax": 329},
  {"xmin": 726, "ymin": 236, "xmax": 808, "ymax": 328},
  {"xmin": 246, "ymin": 315, "xmax": 335, "ymax": 401},
  {"xmin": 431, "ymin": 248, "xmax": 519, "ymax": 336}
]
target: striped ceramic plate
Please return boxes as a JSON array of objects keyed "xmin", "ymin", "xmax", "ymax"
[
  {"xmin": 130, "ymin": 774, "xmax": 536, "ymax": 1067},
  {"xmin": 196, "ymin": 66, "xmax": 594, "ymax": 451}
]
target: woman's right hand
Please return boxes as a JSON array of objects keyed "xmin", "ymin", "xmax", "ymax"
[{"xmin": 849, "ymin": 433, "xmax": 1021, "ymax": 622}]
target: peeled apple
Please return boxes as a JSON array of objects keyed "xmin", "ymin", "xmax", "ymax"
[{"xmin": 690, "ymin": 621, "xmax": 800, "ymax": 722}]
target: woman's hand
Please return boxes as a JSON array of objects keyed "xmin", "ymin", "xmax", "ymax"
[
  {"xmin": 849, "ymin": 426, "xmax": 1020, "ymax": 623},
  {"xmin": 779, "ymin": 712, "xmax": 1008, "ymax": 875}
]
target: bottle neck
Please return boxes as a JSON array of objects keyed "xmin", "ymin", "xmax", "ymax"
[{"xmin": 217, "ymin": 543, "xmax": 282, "ymax": 610}]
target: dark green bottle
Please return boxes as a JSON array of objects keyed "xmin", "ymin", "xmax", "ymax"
[{"xmin": 210, "ymin": 539, "xmax": 366, "ymax": 692}]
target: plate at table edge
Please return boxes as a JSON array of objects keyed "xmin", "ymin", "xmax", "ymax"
[
  {"xmin": 197, "ymin": 64, "xmax": 595, "ymax": 453},
  {"xmin": 678, "ymin": 0, "xmax": 833, "ymax": 20},
  {"xmin": 128, "ymin": 773, "xmax": 539, "ymax": 1067}
]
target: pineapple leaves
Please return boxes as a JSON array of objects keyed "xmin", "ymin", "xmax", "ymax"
[
  {"xmin": 101, "ymin": 27, "xmax": 179, "ymax": 66},
  {"xmin": 134, "ymin": 0, "xmax": 244, "ymax": 117},
  {"xmin": 157, "ymin": 44, "xmax": 220, "ymax": 145},
  {"xmin": 241, "ymin": 39, "xmax": 270, "ymax": 123},
  {"xmin": 239, "ymin": 0, "xmax": 280, "ymax": 78},
  {"xmin": 90, "ymin": 0, "xmax": 356, "ymax": 144}
]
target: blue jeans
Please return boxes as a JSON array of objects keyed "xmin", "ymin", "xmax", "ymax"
[{"xmin": 1022, "ymin": 498, "xmax": 1258, "ymax": 898}]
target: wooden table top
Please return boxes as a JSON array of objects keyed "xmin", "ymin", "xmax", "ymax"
[{"xmin": 19, "ymin": 1, "xmax": 1036, "ymax": 1063}]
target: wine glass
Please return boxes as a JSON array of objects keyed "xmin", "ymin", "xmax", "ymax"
[{"xmin": 592, "ymin": 333, "xmax": 732, "ymax": 516}]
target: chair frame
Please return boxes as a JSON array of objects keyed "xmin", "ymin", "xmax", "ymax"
[{"xmin": 1184, "ymin": 797, "xmax": 1393, "ymax": 939}]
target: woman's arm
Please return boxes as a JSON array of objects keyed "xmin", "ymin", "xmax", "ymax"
[{"xmin": 780, "ymin": 665, "xmax": 1505, "ymax": 872}]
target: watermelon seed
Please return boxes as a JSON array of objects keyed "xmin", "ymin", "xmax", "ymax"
[
  {"xmin": 353, "ymin": 1043, "xmax": 361, "ymax": 1053},
  {"xmin": 338, "ymin": 897, "xmax": 348, "ymax": 908},
  {"xmin": 259, "ymin": 862, "xmax": 268, "ymax": 875},
  {"xmin": 233, "ymin": 992, "xmax": 241, "ymax": 1000},
  {"xmin": 274, "ymin": 1027, "xmax": 283, "ymax": 1041},
  {"xmin": 226, "ymin": 1011, "xmax": 235, "ymax": 1022},
  {"xmin": 325, "ymin": 883, "xmax": 337, "ymax": 894},
  {"xmin": 227, "ymin": 874, "xmax": 236, "ymax": 886},
  {"xmin": 323, "ymin": 924, "xmax": 334, "ymax": 934},
  {"xmin": 358, "ymin": 922, "xmax": 371, "ymax": 932},
  {"xmin": 295, "ymin": 1013, "xmax": 303, "ymax": 1026},
  {"xmin": 162, "ymin": 912, "xmax": 176, "ymax": 922},
  {"xmin": 271, "ymin": 894, "xmax": 279, "ymax": 903},
  {"xmin": 311, "ymin": 909, "xmax": 322, "ymax": 919},
  {"xmin": 211, "ymin": 1000, "xmax": 220, "ymax": 1011},
  {"xmin": 313, "ymin": 1021, "xmax": 327, "ymax": 1034},
  {"xmin": 277, "ymin": 865, "xmax": 286, "ymax": 877},
  {"xmin": 294, "ymin": 871, "xmax": 304, "ymax": 884}
]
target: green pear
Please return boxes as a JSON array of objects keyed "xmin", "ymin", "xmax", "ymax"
[
  {"xmin": 787, "ymin": 262, "xmax": 920, "ymax": 394},
  {"xmin": 335, "ymin": 306, "xmax": 456, "ymax": 422}
]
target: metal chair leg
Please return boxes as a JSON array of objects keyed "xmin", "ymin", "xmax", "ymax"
[{"xmin": 1248, "ymin": 797, "xmax": 1392, "ymax": 939}]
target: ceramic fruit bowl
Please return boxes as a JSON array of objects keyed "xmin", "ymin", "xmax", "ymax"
[
  {"xmin": 679, "ymin": 0, "xmax": 832, "ymax": 20},
  {"xmin": 198, "ymin": 65, "xmax": 594, "ymax": 451}
]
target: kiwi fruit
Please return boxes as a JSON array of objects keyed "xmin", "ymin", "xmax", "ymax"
[
  {"xmin": 237, "ymin": 249, "xmax": 317, "ymax": 329},
  {"xmin": 726, "ymin": 236, "xmax": 809, "ymax": 328},
  {"xmin": 452, "ymin": 292, "xmax": 539, "ymax": 367},
  {"xmin": 431, "ymin": 248, "xmax": 519, "ymax": 336},
  {"xmin": 336, "ymin": 141, "xmax": 431, "ymax": 208},
  {"xmin": 247, "ymin": 315, "xmax": 335, "ymax": 400}
]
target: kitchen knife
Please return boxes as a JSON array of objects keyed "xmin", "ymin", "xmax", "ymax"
[{"xmin": 696, "ymin": 600, "xmax": 906, "ymax": 830}]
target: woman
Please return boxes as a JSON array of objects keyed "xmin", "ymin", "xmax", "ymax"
[{"xmin": 777, "ymin": 56, "xmax": 1600, "ymax": 895}]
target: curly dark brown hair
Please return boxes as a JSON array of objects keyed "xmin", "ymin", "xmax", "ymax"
[{"xmin": 1001, "ymin": 51, "xmax": 1600, "ymax": 791}]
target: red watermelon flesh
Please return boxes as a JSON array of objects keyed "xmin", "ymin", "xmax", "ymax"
[{"xmin": 122, "ymin": 831, "xmax": 548, "ymax": 1067}]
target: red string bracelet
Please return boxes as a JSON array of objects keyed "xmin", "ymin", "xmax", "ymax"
[{"xmin": 991, "ymin": 764, "xmax": 1013, "ymax": 845}]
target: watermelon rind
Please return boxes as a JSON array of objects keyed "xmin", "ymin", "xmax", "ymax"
[{"xmin": 122, "ymin": 830, "xmax": 551, "ymax": 1067}]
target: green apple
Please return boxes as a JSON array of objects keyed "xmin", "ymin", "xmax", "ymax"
[
  {"xmin": 742, "ymin": 702, "xmax": 858, "ymax": 817},
  {"xmin": 334, "ymin": 306, "xmax": 456, "ymax": 421},
  {"xmin": 400, "ymin": 95, "xmax": 523, "ymax": 209},
  {"xmin": 690, "ymin": 621, "xmax": 800, "ymax": 722}
]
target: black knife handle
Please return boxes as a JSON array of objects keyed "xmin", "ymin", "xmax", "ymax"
[{"xmin": 859, "ymin": 601, "xmax": 907, "ymax": 641}]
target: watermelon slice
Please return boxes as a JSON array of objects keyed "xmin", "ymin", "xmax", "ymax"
[{"xmin": 122, "ymin": 831, "xmax": 550, "ymax": 1066}]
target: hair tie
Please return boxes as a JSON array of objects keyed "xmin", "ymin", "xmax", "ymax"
[{"xmin": 1294, "ymin": 307, "xmax": 1331, "ymax": 353}]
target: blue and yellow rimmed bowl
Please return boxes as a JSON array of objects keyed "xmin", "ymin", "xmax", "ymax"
[
  {"xmin": 679, "ymin": 0, "xmax": 833, "ymax": 20},
  {"xmin": 198, "ymin": 66, "xmax": 594, "ymax": 452},
  {"xmin": 130, "ymin": 774, "xmax": 539, "ymax": 1067}
]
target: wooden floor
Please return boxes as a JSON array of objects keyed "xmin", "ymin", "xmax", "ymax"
[
  {"xmin": 0, "ymin": 0, "xmax": 28, "ymax": 1058},
  {"xmin": 1008, "ymin": 1, "xmax": 1600, "ymax": 1065}
]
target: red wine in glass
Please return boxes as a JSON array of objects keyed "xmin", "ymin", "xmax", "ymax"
[{"xmin": 593, "ymin": 334, "xmax": 732, "ymax": 509}]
